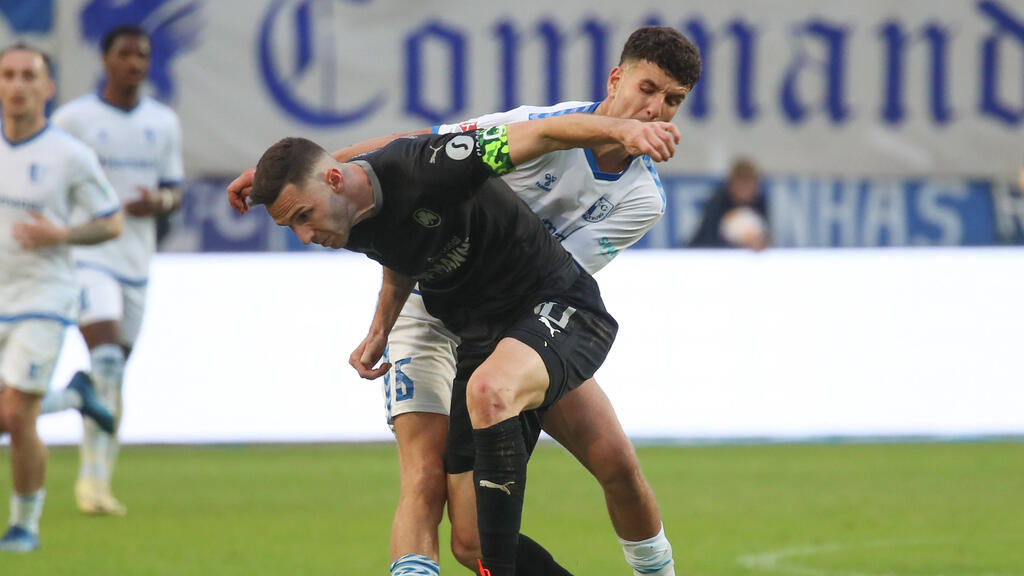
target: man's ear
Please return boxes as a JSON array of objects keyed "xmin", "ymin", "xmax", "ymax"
[
  {"xmin": 326, "ymin": 166, "xmax": 344, "ymax": 192},
  {"xmin": 606, "ymin": 65, "xmax": 624, "ymax": 98}
]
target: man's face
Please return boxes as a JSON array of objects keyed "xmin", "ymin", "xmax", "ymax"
[
  {"xmin": 728, "ymin": 175, "xmax": 760, "ymax": 205},
  {"xmin": 268, "ymin": 172, "xmax": 348, "ymax": 249},
  {"xmin": 104, "ymin": 35, "xmax": 151, "ymax": 90},
  {"xmin": 0, "ymin": 49, "xmax": 54, "ymax": 121},
  {"xmin": 604, "ymin": 59, "xmax": 689, "ymax": 123}
]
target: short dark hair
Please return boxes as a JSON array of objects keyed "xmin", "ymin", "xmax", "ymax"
[
  {"xmin": 0, "ymin": 42, "xmax": 54, "ymax": 77},
  {"xmin": 619, "ymin": 26, "xmax": 702, "ymax": 90},
  {"xmin": 250, "ymin": 137, "xmax": 328, "ymax": 208},
  {"xmin": 101, "ymin": 25, "xmax": 150, "ymax": 54}
]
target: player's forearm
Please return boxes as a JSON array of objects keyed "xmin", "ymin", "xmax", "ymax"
[
  {"xmin": 332, "ymin": 129, "xmax": 431, "ymax": 162},
  {"xmin": 367, "ymin": 267, "xmax": 415, "ymax": 338},
  {"xmin": 506, "ymin": 114, "xmax": 633, "ymax": 166},
  {"xmin": 67, "ymin": 211, "xmax": 123, "ymax": 245}
]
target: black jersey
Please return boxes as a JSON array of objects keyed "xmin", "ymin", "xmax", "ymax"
[{"xmin": 347, "ymin": 129, "xmax": 580, "ymax": 335}]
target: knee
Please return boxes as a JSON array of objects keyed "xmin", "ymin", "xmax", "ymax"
[
  {"xmin": 400, "ymin": 459, "xmax": 447, "ymax": 510},
  {"xmin": 588, "ymin": 437, "xmax": 644, "ymax": 490},
  {"xmin": 466, "ymin": 371, "xmax": 511, "ymax": 424},
  {"xmin": 1, "ymin": 402, "xmax": 36, "ymax": 440},
  {"xmin": 450, "ymin": 522, "xmax": 481, "ymax": 569}
]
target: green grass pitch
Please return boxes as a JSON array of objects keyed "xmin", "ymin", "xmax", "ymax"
[{"xmin": 1, "ymin": 441, "xmax": 1021, "ymax": 575}]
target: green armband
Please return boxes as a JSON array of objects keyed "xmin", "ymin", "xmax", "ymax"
[{"xmin": 477, "ymin": 125, "xmax": 515, "ymax": 176}]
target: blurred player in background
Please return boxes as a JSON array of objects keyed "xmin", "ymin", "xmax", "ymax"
[
  {"xmin": 39, "ymin": 25, "xmax": 184, "ymax": 516},
  {"xmin": 689, "ymin": 158, "xmax": 769, "ymax": 250},
  {"xmin": 0, "ymin": 43, "xmax": 122, "ymax": 552},
  {"xmin": 229, "ymin": 25, "xmax": 700, "ymax": 576}
]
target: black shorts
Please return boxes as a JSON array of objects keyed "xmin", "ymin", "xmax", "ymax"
[{"xmin": 444, "ymin": 270, "xmax": 618, "ymax": 474}]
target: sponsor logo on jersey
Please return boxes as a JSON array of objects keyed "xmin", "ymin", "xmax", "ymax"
[
  {"xmin": 457, "ymin": 121, "xmax": 478, "ymax": 132},
  {"xmin": 536, "ymin": 172, "xmax": 557, "ymax": 192},
  {"xmin": 445, "ymin": 135, "xmax": 474, "ymax": 161},
  {"xmin": 427, "ymin": 144, "xmax": 444, "ymax": 164},
  {"xmin": 583, "ymin": 197, "xmax": 613, "ymax": 223},
  {"xmin": 413, "ymin": 209, "xmax": 441, "ymax": 228},
  {"xmin": 420, "ymin": 236, "xmax": 471, "ymax": 281}
]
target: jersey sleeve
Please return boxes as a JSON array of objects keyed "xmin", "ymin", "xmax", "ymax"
[
  {"xmin": 158, "ymin": 113, "xmax": 185, "ymax": 187},
  {"xmin": 434, "ymin": 106, "xmax": 534, "ymax": 134},
  {"xmin": 69, "ymin": 146, "xmax": 120, "ymax": 219},
  {"xmin": 364, "ymin": 130, "xmax": 511, "ymax": 205},
  {"xmin": 560, "ymin": 186, "xmax": 665, "ymax": 275}
]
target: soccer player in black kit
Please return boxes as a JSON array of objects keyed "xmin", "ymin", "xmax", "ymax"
[{"xmin": 241, "ymin": 113, "xmax": 678, "ymax": 575}]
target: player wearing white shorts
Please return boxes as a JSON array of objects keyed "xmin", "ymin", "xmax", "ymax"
[
  {"xmin": 0, "ymin": 44, "xmax": 122, "ymax": 552},
  {"xmin": 229, "ymin": 25, "xmax": 701, "ymax": 576},
  {"xmin": 40, "ymin": 25, "xmax": 184, "ymax": 516}
]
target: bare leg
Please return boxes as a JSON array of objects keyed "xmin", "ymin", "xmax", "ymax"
[
  {"xmin": 2, "ymin": 387, "xmax": 45, "ymax": 495},
  {"xmin": 389, "ymin": 411, "xmax": 448, "ymax": 562},
  {"xmin": 541, "ymin": 378, "xmax": 660, "ymax": 541},
  {"xmin": 446, "ymin": 471, "xmax": 479, "ymax": 570}
]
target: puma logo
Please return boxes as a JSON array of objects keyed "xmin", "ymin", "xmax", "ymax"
[
  {"xmin": 478, "ymin": 480, "xmax": 514, "ymax": 495},
  {"xmin": 538, "ymin": 317, "xmax": 561, "ymax": 337},
  {"xmin": 428, "ymin": 144, "xmax": 444, "ymax": 164}
]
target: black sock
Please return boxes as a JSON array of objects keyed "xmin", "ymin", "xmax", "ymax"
[
  {"xmin": 473, "ymin": 417, "xmax": 528, "ymax": 576},
  {"xmin": 516, "ymin": 533, "xmax": 574, "ymax": 576}
]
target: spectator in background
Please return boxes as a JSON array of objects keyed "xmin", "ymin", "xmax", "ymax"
[{"xmin": 689, "ymin": 158, "xmax": 769, "ymax": 250}]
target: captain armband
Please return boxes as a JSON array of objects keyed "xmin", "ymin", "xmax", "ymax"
[{"xmin": 476, "ymin": 125, "xmax": 515, "ymax": 176}]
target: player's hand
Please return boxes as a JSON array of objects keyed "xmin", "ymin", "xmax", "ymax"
[
  {"xmin": 124, "ymin": 187, "xmax": 162, "ymax": 217},
  {"xmin": 349, "ymin": 332, "xmax": 391, "ymax": 380},
  {"xmin": 620, "ymin": 120, "xmax": 679, "ymax": 162},
  {"xmin": 13, "ymin": 211, "xmax": 69, "ymax": 249},
  {"xmin": 227, "ymin": 169, "xmax": 256, "ymax": 215}
]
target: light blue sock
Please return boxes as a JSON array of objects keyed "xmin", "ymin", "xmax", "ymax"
[{"xmin": 390, "ymin": 553, "xmax": 440, "ymax": 576}]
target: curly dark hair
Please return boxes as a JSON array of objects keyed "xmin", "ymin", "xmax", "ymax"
[{"xmin": 620, "ymin": 26, "xmax": 702, "ymax": 90}]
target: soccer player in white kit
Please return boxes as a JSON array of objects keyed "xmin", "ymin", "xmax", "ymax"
[
  {"xmin": 229, "ymin": 25, "xmax": 700, "ymax": 576},
  {"xmin": 0, "ymin": 44, "xmax": 122, "ymax": 552},
  {"xmin": 40, "ymin": 25, "xmax": 184, "ymax": 516}
]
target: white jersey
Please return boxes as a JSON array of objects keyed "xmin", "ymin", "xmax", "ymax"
[
  {"xmin": 52, "ymin": 94, "xmax": 184, "ymax": 283},
  {"xmin": 435, "ymin": 101, "xmax": 666, "ymax": 274},
  {"xmin": 0, "ymin": 124, "xmax": 119, "ymax": 322}
]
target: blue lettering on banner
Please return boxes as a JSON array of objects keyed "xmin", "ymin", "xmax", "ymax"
[
  {"xmin": 258, "ymin": 0, "xmax": 383, "ymax": 126},
  {"xmin": 405, "ymin": 21, "xmax": 466, "ymax": 123},
  {"xmin": 0, "ymin": 0, "xmax": 53, "ymax": 33},
  {"xmin": 170, "ymin": 174, "xmax": 1016, "ymax": 252},
  {"xmin": 978, "ymin": 0, "xmax": 1024, "ymax": 125}
]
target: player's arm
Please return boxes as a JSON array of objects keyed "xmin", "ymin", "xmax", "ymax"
[
  {"xmin": 561, "ymin": 190, "xmax": 664, "ymax": 275},
  {"xmin": 349, "ymin": 267, "xmax": 416, "ymax": 380},
  {"xmin": 331, "ymin": 129, "xmax": 432, "ymax": 162},
  {"xmin": 504, "ymin": 114, "xmax": 679, "ymax": 169},
  {"xmin": 13, "ymin": 210, "xmax": 123, "ymax": 249}
]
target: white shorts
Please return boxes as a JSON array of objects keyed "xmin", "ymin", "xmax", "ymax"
[
  {"xmin": 0, "ymin": 319, "xmax": 67, "ymax": 395},
  {"xmin": 77, "ymin": 265, "xmax": 148, "ymax": 346},
  {"xmin": 382, "ymin": 293, "xmax": 460, "ymax": 426}
]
